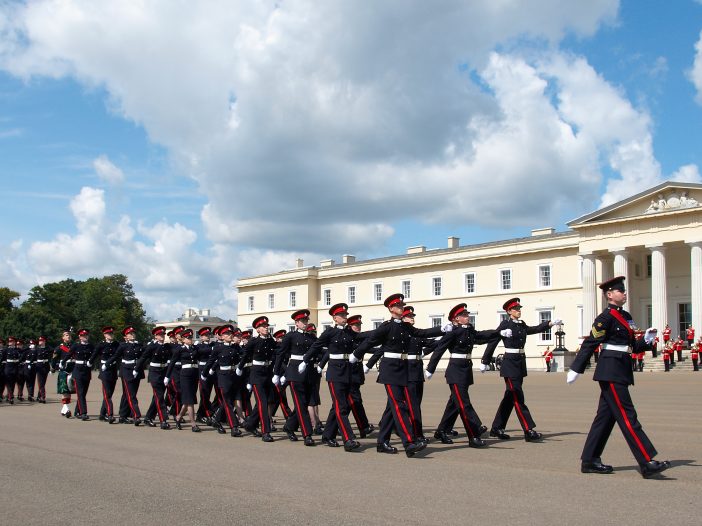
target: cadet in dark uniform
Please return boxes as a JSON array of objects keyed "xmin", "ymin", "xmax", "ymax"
[
  {"xmin": 166, "ymin": 329, "xmax": 202, "ymax": 432},
  {"xmin": 16, "ymin": 339, "xmax": 28, "ymax": 401},
  {"xmin": 195, "ymin": 327, "xmax": 216, "ymax": 424},
  {"xmin": 111, "ymin": 326, "xmax": 144, "ymax": 426},
  {"xmin": 353, "ymin": 293, "xmax": 443, "ymax": 457},
  {"xmin": 304, "ymin": 323, "xmax": 324, "ymax": 434},
  {"xmin": 2, "ymin": 337, "xmax": 21, "ymax": 404},
  {"xmin": 204, "ymin": 324, "xmax": 243, "ymax": 437},
  {"xmin": 24, "ymin": 339, "xmax": 37, "ymax": 401},
  {"xmin": 0, "ymin": 338, "xmax": 5, "ymax": 402},
  {"xmin": 139, "ymin": 326, "xmax": 172, "ymax": 429},
  {"xmin": 34, "ymin": 336, "xmax": 52, "ymax": 403},
  {"xmin": 301, "ymin": 303, "xmax": 361, "ymax": 452},
  {"xmin": 238, "ymin": 329, "xmax": 254, "ymax": 419},
  {"xmin": 567, "ymin": 276, "xmax": 671, "ymax": 478},
  {"xmin": 237, "ymin": 316, "xmax": 276, "ymax": 442},
  {"xmin": 270, "ymin": 328, "xmax": 293, "ymax": 427},
  {"xmin": 95, "ymin": 326, "xmax": 120, "ymax": 423},
  {"xmin": 427, "ymin": 303, "xmax": 498, "ymax": 447},
  {"xmin": 273, "ymin": 309, "xmax": 316, "ymax": 446},
  {"xmin": 165, "ymin": 328, "xmax": 183, "ymax": 418},
  {"xmin": 344, "ymin": 315, "xmax": 374, "ymax": 438},
  {"xmin": 61, "ymin": 328, "xmax": 94, "ymax": 420},
  {"xmin": 52, "ymin": 330, "xmax": 74, "ymax": 417},
  {"xmin": 481, "ymin": 298, "xmax": 558, "ymax": 442}
]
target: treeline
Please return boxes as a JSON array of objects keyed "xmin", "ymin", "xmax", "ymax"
[{"xmin": 0, "ymin": 274, "xmax": 151, "ymax": 344}]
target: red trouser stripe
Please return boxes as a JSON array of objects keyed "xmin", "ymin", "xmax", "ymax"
[
  {"xmin": 102, "ymin": 385, "xmax": 112, "ymax": 417},
  {"xmin": 403, "ymin": 387, "xmax": 418, "ymax": 433},
  {"xmin": 329, "ymin": 382, "xmax": 350, "ymax": 441},
  {"xmin": 275, "ymin": 385, "xmax": 290, "ymax": 418},
  {"xmin": 152, "ymin": 386, "xmax": 165, "ymax": 422},
  {"xmin": 122, "ymin": 377, "xmax": 138, "ymax": 418},
  {"xmin": 290, "ymin": 382, "xmax": 309, "ymax": 437},
  {"xmin": 220, "ymin": 387, "xmax": 234, "ymax": 428},
  {"xmin": 385, "ymin": 384, "xmax": 412, "ymax": 442},
  {"xmin": 609, "ymin": 382, "xmax": 651, "ymax": 462},
  {"xmin": 452, "ymin": 384, "xmax": 474, "ymax": 438},
  {"xmin": 74, "ymin": 380, "xmax": 84, "ymax": 415},
  {"xmin": 199, "ymin": 380, "xmax": 211, "ymax": 417},
  {"xmin": 252, "ymin": 385, "xmax": 266, "ymax": 433},
  {"xmin": 347, "ymin": 394, "xmax": 361, "ymax": 427},
  {"xmin": 507, "ymin": 378, "xmax": 530, "ymax": 432}
]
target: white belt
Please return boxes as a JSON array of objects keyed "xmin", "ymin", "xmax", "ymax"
[
  {"xmin": 383, "ymin": 352, "xmax": 407, "ymax": 360},
  {"xmin": 24, "ymin": 360, "xmax": 32, "ymax": 364},
  {"xmin": 602, "ymin": 343, "xmax": 631, "ymax": 353},
  {"xmin": 289, "ymin": 354, "xmax": 305, "ymax": 361},
  {"xmin": 450, "ymin": 353, "xmax": 471, "ymax": 359},
  {"xmin": 74, "ymin": 360, "xmax": 88, "ymax": 365},
  {"xmin": 181, "ymin": 364, "xmax": 197, "ymax": 369},
  {"xmin": 243, "ymin": 362, "xmax": 252, "ymax": 368},
  {"xmin": 149, "ymin": 362, "xmax": 167, "ymax": 368},
  {"xmin": 219, "ymin": 365, "xmax": 233, "ymax": 371},
  {"xmin": 122, "ymin": 360, "xmax": 136, "ymax": 365},
  {"xmin": 175, "ymin": 362, "xmax": 182, "ymax": 366},
  {"xmin": 252, "ymin": 360, "xmax": 271, "ymax": 366},
  {"xmin": 6, "ymin": 359, "xmax": 19, "ymax": 363},
  {"xmin": 36, "ymin": 359, "xmax": 49, "ymax": 363},
  {"xmin": 503, "ymin": 348, "xmax": 524, "ymax": 354},
  {"xmin": 407, "ymin": 355, "xmax": 420, "ymax": 360},
  {"xmin": 329, "ymin": 353, "xmax": 349, "ymax": 360},
  {"xmin": 198, "ymin": 361, "xmax": 208, "ymax": 366},
  {"xmin": 101, "ymin": 360, "xmax": 108, "ymax": 364}
]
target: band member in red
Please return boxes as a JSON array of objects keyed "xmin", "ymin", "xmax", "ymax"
[
  {"xmin": 686, "ymin": 326, "xmax": 695, "ymax": 348},
  {"xmin": 543, "ymin": 347, "xmax": 553, "ymax": 372}
]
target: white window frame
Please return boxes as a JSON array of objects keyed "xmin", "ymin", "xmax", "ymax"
[
  {"xmin": 372, "ymin": 319, "xmax": 384, "ymax": 329},
  {"xmin": 537, "ymin": 308, "xmax": 553, "ymax": 343},
  {"xmin": 373, "ymin": 282, "xmax": 383, "ymax": 303},
  {"xmin": 499, "ymin": 312, "xmax": 509, "ymax": 324},
  {"xmin": 463, "ymin": 271, "xmax": 476, "ymax": 295},
  {"xmin": 429, "ymin": 315, "xmax": 443, "ymax": 328},
  {"xmin": 289, "ymin": 290, "xmax": 297, "ymax": 308},
  {"xmin": 401, "ymin": 279, "xmax": 411, "ymax": 299},
  {"xmin": 268, "ymin": 293, "xmax": 275, "ymax": 310},
  {"xmin": 247, "ymin": 296, "xmax": 254, "ymax": 312},
  {"xmin": 347, "ymin": 285, "xmax": 357, "ymax": 305},
  {"xmin": 499, "ymin": 268, "xmax": 512, "ymax": 291},
  {"xmin": 432, "ymin": 276, "xmax": 442, "ymax": 297},
  {"xmin": 468, "ymin": 314, "xmax": 476, "ymax": 326},
  {"xmin": 537, "ymin": 263, "xmax": 552, "ymax": 289},
  {"xmin": 322, "ymin": 288, "xmax": 331, "ymax": 307},
  {"xmin": 287, "ymin": 323, "xmax": 295, "ymax": 333},
  {"xmin": 322, "ymin": 323, "xmax": 332, "ymax": 331}
]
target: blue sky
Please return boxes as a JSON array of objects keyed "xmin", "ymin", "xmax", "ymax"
[{"xmin": 1, "ymin": 0, "xmax": 701, "ymax": 320}]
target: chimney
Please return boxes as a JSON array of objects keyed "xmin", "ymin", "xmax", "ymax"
[
  {"xmin": 320, "ymin": 259, "xmax": 335, "ymax": 267},
  {"xmin": 448, "ymin": 236, "xmax": 459, "ymax": 249},
  {"xmin": 342, "ymin": 254, "xmax": 356, "ymax": 264},
  {"xmin": 296, "ymin": 258, "xmax": 304, "ymax": 268},
  {"xmin": 531, "ymin": 227, "xmax": 555, "ymax": 237},
  {"xmin": 407, "ymin": 245, "xmax": 426, "ymax": 255}
]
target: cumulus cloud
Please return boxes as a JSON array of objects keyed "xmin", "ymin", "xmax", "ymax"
[
  {"xmin": 93, "ymin": 154, "xmax": 125, "ymax": 185},
  {"xmin": 690, "ymin": 30, "xmax": 702, "ymax": 105}
]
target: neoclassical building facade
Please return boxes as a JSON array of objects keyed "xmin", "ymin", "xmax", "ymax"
[{"xmin": 236, "ymin": 181, "xmax": 702, "ymax": 370}]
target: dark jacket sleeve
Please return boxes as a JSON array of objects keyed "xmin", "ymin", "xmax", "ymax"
[
  {"xmin": 274, "ymin": 336, "xmax": 292, "ymax": 376},
  {"xmin": 481, "ymin": 320, "xmax": 508, "ymax": 365},
  {"xmin": 353, "ymin": 323, "xmax": 390, "ymax": 359},
  {"xmin": 304, "ymin": 328, "xmax": 332, "ymax": 364},
  {"xmin": 570, "ymin": 313, "xmax": 610, "ymax": 374},
  {"xmin": 427, "ymin": 332, "xmax": 454, "ymax": 374}
]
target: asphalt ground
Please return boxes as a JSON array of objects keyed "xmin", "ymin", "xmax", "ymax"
[{"xmin": 1, "ymin": 370, "xmax": 700, "ymax": 525}]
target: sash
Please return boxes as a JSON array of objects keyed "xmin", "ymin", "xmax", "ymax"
[{"xmin": 609, "ymin": 308, "xmax": 634, "ymax": 339}]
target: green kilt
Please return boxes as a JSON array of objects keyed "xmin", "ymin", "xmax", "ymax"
[{"xmin": 57, "ymin": 370, "xmax": 75, "ymax": 395}]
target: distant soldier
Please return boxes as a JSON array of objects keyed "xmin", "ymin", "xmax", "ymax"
[
  {"xmin": 113, "ymin": 326, "xmax": 145, "ymax": 426},
  {"xmin": 674, "ymin": 337, "xmax": 684, "ymax": 362},
  {"xmin": 16, "ymin": 339, "xmax": 28, "ymax": 401},
  {"xmin": 663, "ymin": 344, "xmax": 671, "ymax": 372},
  {"xmin": 24, "ymin": 339, "xmax": 38, "ymax": 401},
  {"xmin": 0, "ymin": 338, "xmax": 5, "ymax": 402},
  {"xmin": 195, "ymin": 327, "xmax": 216, "ymax": 424},
  {"xmin": 3, "ymin": 337, "xmax": 21, "ymax": 404},
  {"xmin": 34, "ymin": 336, "xmax": 52, "ymax": 403},
  {"xmin": 204, "ymin": 324, "xmax": 243, "ymax": 437},
  {"xmin": 543, "ymin": 346, "xmax": 553, "ymax": 372},
  {"xmin": 95, "ymin": 326, "xmax": 120, "ymax": 423},
  {"xmin": 61, "ymin": 328, "xmax": 94, "ymax": 420},
  {"xmin": 140, "ymin": 326, "xmax": 172, "ymax": 429},
  {"xmin": 52, "ymin": 330, "xmax": 74, "ymax": 417},
  {"xmin": 662, "ymin": 324, "xmax": 672, "ymax": 345},
  {"xmin": 691, "ymin": 342, "xmax": 699, "ymax": 372},
  {"xmin": 686, "ymin": 326, "xmax": 695, "ymax": 348},
  {"xmin": 270, "ymin": 328, "xmax": 293, "ymax": 428}
]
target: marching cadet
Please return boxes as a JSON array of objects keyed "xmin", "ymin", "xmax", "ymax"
[
  {"xmin": 61, "ymin": 328, "xmax": 94, "ymax": 420},
  {"xmin": 111, "ymin": 326, "xmax": 145, "ymax": 426},
  {"xmin": 139, "ymin": 326, "xmax": 171, "ymax": 429},
  {"xmin": 567, "ymin": 276, "xmax": 670, "ymax": 478},
  {"xmin": 2, "ymin": 337, "xmax": 21, "ymax": 404},
  {"xmin": 662, "ymin": 324, "xmax": 672, "ymax": 346},
  {"xmin": 166, "ymin": 328, "xmax": 202, "ymax": 432},
  {"xmin": 301, "ymin": 303, "xmax": 361, "ymax": 452},
  {"xmin": 238, "ymin": 329, "xmax": 254, "ymax": 419},
  {"xmin": 52, "ymin": 330, "xmax": 74, "ymax": 417},
  {"xmin": 691, "ymin": 342, "xmax": 699, "ymax": 371},
  {"xmin": 304, "ymin": 323, "xmax": 324, "ymax": 435},
  {"xmin": 0, "ymin": 338, "xmax": 5, "ymax": 402},
  {"xmin": 352, "ymin": 293, "xmax": 444, "ymax": 457},
  {"xmin": 195, "ymin": 327, "xmax": 216, "ymax": 424},
  {"xmin": 34, "ymin": 336, "xmax": 52, "ymax": 403},
  {"xmin": 345, "ymin": 315, "xmax": 374, "ymax": 438},
  {"xmin": 273, "ymin": 309, "xmax": 316, "ymax": 446},
  {"xmin": 270, "ymin": 328, "xmax": 293, "ymax": 428},
  {"xmin": 480, "ymin": 298, "xmax": 559, "ymax": 442},
  {"xmin": 237, "ymin": 316, "xmax": 276, "ymax": 442},
  {"xmin": 25, "ymin": 339, "xmax": 37, "ymax": 401},
  {"xmin": 426, "ymin": 303, "xmax": 496, "ymax": 447},
  {"xmin": 95, "ymin": 326, "xmax": 120, "ymax": 423},
  {"xmin": 167, "ymin": 326, "xmax": 185, "ymax": 418},
  {"xmin": 204, "ymin": 324, "xmax": 243, "ymax": 437},
  {"xmin": 16, "ymin": 339, "xmax": 28, "ymax": 401}
]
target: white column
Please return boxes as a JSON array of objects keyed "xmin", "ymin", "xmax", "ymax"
[
  {"xmin": 581, "ymin": 253, "xmax": 597, "ymax": 335},
  {"xmin": 599, "ymin": 257, "xmax": 613, "ymax": 312},
  {"xmin": 611, "ymin": 248, "xmax": 629, "ymax": 307},
  {"xmin": 688, "ymin": 242, "xmax": 702, "ymax": 336},
  {"xmin": 646, "ymin": 244, "xmax": 667, "ymax": 331}
]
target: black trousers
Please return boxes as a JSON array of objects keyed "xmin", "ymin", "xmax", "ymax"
[
  {"xmin": 271, "ymin": 383, "xmax": 293, "ymax": 420},
  {"xmin": 100, "ymin": 374, "xmax": 117, "ymax": 418},
  {"xmin": 323, "ymin": 380, "xmax": 356, "ymax": 442},
  {"xmin": 491, "ymin": 376, "xmax": 536, "ymax": 433},
  {"xmin": 246, "ymin": 382, "xmax": 272, "ymax": 434},
  {"xmin": 404, "ymin": 381, "xmax": 424, "ymax": 437},
  {"xmin": 26, "ymin": 367, "xmax": 36, "ymax": 397},
  {"xmin": 167, "ymin": 373, "xmax": 182, "ymax": 416},
  {"xmin": 693, "ymin": 358, "xmax": 699, "ymax": 371},
  {"xmin": 16, "ymin": 373, "xmax": 25, "ymax": 397},
  {"xmin": 146, "ymin": 378, "xmax": 169, "ymax": 422},
  {"xmin": 377, "ymin": 384, "xmax": 416, "ymax": 447},
  {"xmin": 581, "ymin": 381, "xmax": 657, "ymax": 466},
  {"xmin": 4, "ymin": 370, "xmax": 17, "ymax": 401},
  {"xmin": 196, "ymin": 369, "xmax": 216, "ymax": 419},
  {"xmin": 119, "ymin": 374, "xmax": 142, "ymax": 419},
  {"xmin": 285, "ymin": 381, "xmax": 314, "ymax": 437},
  {"xmin": 437, "ymin": 384, "xmax": 482, "ymax": 438},
  {"xmin": 72, "ymin": 369, "xmax": 91, "ymax": 416},
  {"xmin": 35, "ymin": 365, "xmax": 49, "ymax": 400},
  {"xmin": 215, "ymin": 374, "xmax": 239, "ymax": 430},
  {"xmin": 347, "ymin": 382, "xmax": 369, "ymax": 432},
  {"xmin": 664, "ymin": 359, "xmax": 670, "ymax": 372}
]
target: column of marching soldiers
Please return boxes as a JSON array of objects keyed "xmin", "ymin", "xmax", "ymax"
[{"xmin": 0, "ymin": 283, "xmax": 675, "ymax": 477}]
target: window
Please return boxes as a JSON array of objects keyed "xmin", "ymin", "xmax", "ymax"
[
  {"xmin": 432, "ymin": 277, "xmax": 442, "ymax": 297},
  {"xmin": 322, "ymin": 323, "xmax": 332, "ymax": 331},
  {"xmin": 348, "ymin": 286, "xmax": 356, "ymax": 304},
  {"xmin": 539, "ymin": 311, "xmax": 552, "ymax": 342},
  {"xmin": 500, "ymin": 312, "xmax": 509, "ymax": 323},
  {"xmin": 468, "ymin": 314, "xmax": 476, "ymax": 326},
  {"xmin": 402, "ymin": 280, "xmax": 411, "ymax": 299},
  {"xmin": 646, "ymin": 254, "xmax": 652, "ymax": 278},
  {"xmin": 289, "ymin": 291, "xmax": 297, "ymax": 308},
  {"xmin": 287, "ymin": 324, "xmax": 295, "ymax": 333},
  {"xmin": 430, "ymin": 316, "xmax": 443, "ymax": 328},
  {"xmin": 538, "ymin": 264, "xmax": 551, "ymax": 288},
  {"xmin": 679, "ymin": 303, "xmax": 692, "ymax": 336},
  {"xmin": 323, "ymin": 289, "xmax": 331, "ymax": 307},
  {"xmin": 247, "ymin": 296, "xmax": 254, "ymax": 312},
  {"xmin": 500, "ymin": 269, "xmax": 511, "ymax": 291},
  {"xmin": 373, "ymin": 283, "xmax": 383, "ymax": 302},
  {"xmin": 646, "ymin": 305, "xmax": 652, "ymax": 329},
  {"xmin": 268, "ymin": 293, "xmax": 275, "ymax": 310},
  {"xmin": 372, "ymin": 319, "xmax": 383, "ymax": 329},
  {"xmin": 464, "ymin": 272, "xmax": 475, "ymax": 294}
]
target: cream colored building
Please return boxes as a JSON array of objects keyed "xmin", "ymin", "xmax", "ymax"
[{"xmin": 236, "ymin": 181, "xmax": 702, "ymax": 370}]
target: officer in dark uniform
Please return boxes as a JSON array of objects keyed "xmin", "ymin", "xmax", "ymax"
[
  {"xmin": 204, "ymin": 324, "xmax": 243, "ymax": 437},
  {"xmin": 481, "ymin": 298, "xmax": 558, "ymax": 442},
  {"xmin": 52, "ymin": 330, "xmax": 74, "ymax": 417},
  {"xmin": 139, "ymin": 326, "xmax": 172, "ymax": 429},
  {"xmin": 94, "ymin": 326, "xmax": 120, "ymax": 423},
  {"xmin": 61, "ymin": 328, "xmax": 94, "ymax": 420},
  {"xmin": 165, "ymin": 328, "xmax": 183, "ymax": 418},
  {"xmin": 24, "ymin": 339, "xmax": 38, "ymax": 401},
  {"xmin": 166, "ymin": 329, "xmax": 203, "ymax": 432},
  {"xmin": 195, "ymin": 327, "xmax": 216, "ymax": 424},
  {"xmin": 343, "ymin": 315, "xmax": 374, "ymax": 438},
  {"xmin": 567, "ymin": 276, "xmax": 671, "ymax": 478},
  {"xmin": 16, "ymin": 339, "xmax": 28, "ymax": 401},
  {"xmin": 238, "ymin": 329, "xmax": 254, "ymax": 419},
  {"xmin": 237, "ymin": 316, "xmax": 276, "ymax": 442},
  {"xmin": 2, "ymin": 336, "xmax": 21, "ymax": 404},
  {"xmin": 353, "ymin": 293, "xmax": 444, "ymax": 457},
  {"xmin": 110, "ymin": 326, "xmax": 144, "ymax": 425},
  {"xmin": 0, "ymin": 338, "xmax": 6, "ymax": 402},
  {"xmin": 273, "ymin": 309, "xmax": 316, "ymax": 446},
  {"xmin": 34, "ymin": 336, "xmax": 52, "ymax": 403},
  {"xmin": 270, "ymin": 328, "xmax": 293, "ymax": 428},
  {"xmin": 427, "ymin": 303, "xmax": 498, "ymax": 446},
  {"xmin": 304, "ymin": 323, "xmax": 324, "ymax": 434}
]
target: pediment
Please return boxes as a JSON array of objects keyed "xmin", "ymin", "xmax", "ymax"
[{"xmin": 568, "ymin": 181, "xmax": 702, "ymax": 227}]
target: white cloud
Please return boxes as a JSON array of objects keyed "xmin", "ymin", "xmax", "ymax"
[
  {"xmin": 93, "ymin": 154, "xmax": 125, "ymax": 185},
  {"xmin": 690, "ymin": 30, "xmax": 702, "ymax": 105}
]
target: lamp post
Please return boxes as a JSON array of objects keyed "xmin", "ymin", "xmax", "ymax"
[{"xmin": 552, "ymin": 323, "xmax": 570, "ymax": 372}]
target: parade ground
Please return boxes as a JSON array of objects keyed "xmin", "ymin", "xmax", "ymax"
[{"xmin": 1, "ymin": 371, "xmax": 700, "ymax": 525}]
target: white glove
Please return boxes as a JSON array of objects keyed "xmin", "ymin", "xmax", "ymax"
[
  {"xmin": 424, "ymin": 370, "xmax": 432, "ymax": 380},
  {"xmin": 200, "ymin": 375, "xmax": 207, "ymax": 381},
  {"xmin": 59, "ymin": 362, "xmax": 65, "ymax": 370},
  {"xmin": 235, "ymin": 367, "xmax": 243, "ymax": 376},
  {"xmin": 272, "ymin": 375, "xmax": 280, "ymax": 386},
  {"xmin": 246, "ymin": 383, "xmax": 252, "ymax": 391},
  {"xmin": 163, "ymin": 377, "xmax": 170, "ymax": 387},
  {"xmin": 442, "ymin": 323, "xmax": 453, "ymax": 332},
  {"xmin": 316, "ymin": 365, "xmax": 323, "ymax": 374},
  {"xmin": 67, "ymin": 374, "xmax": 73, "ymax": 383},
  {"xmin": 551, "ymin": 319, "xmax": 563, "ymax": 326},
  {"xmin": 500, "ymin": 329, "xmax": 513, "ymax": 338},
  {"xmin": 133, "ymin": 370, "xmax": 138, "ymax": 378},
  {"xmin": 101, "ymin": 364, "xmax": 106, "ymax": 372},
  {"xmin": 363, "ymin": 365, "xmax": 370, "ymax": 374},
  {"xmin": 298, "ymin": 362, "xmax": 307, "ymax": 374},
  {"xmin": 280, "ymin": 376, "xmax": 286, "ymax": 385},
  {"xmin": 566, "ymin": 370, "xmax": 580, "ymax": 384},
  {"xmin": 209, "ymin": 369, "xmax": 215, "ymax": 376},
  {"xmin": 87, "ymin": 361, "xmax": 92, "ymax": 368},
  {"xmin": 644, "ymin": 328, "xmax": 657, "ymax": 344},
  {"xmin": 479, "ymin": 363, "xmax": 489, "ymax": 373},
  {"xmin": 348, "ymin": 354, "xmax": 359, "ymax": 364}
]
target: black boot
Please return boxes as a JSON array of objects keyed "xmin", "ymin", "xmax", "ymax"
[
  {"xmin": 376, "ymin": 442, "xmax": 398, "ymax": 454},
  {"xmin": 433, "ymin": 430, "xmax": 453, "ymax": 444}
]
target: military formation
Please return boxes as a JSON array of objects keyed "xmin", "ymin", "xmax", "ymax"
[{"xmin": 0, "ymin": 284, "xmax": 674, "ymax": 477}]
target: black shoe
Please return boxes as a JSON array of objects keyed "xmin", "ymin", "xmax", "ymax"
[
  {"xmin": 247, "ymin": 427, "xmax": 261, "ymax": 437},
  {"xmin": 524, "ymin": 430, "xmax": 542, "ymax": 442},
  {"xmin": 448, "ymin": 429, "xmax": 459, "ymax": 437},
  {"xmin": 376, "ymin": 442, "xmax": 398, "ymax": 454},
  {"xmin": 144, "ymin": 418, "xmax": 156, "ymax": 427},
  {"xmin": 468, "ymin": 437, "xmax": 487, "ymax": 448},
  {"xmin": 478, "ymin": 425, "xmax": 488, "ymax": 437},
  {"xmin": 304, "ymin": 435, "xmax": 316, "ymax": 446},
  {"xmin": 359, "ymin": 424, "xmax": 375, "ymax": 438},
  {"xmin": 231, "ymin": 427, "xmax": 242, "ymax": 437},
  {"xmin": 262, "ymin": 433, "xmax": 274, "ymax": 442},
  {"xmin": 64, "ymin": 409, "xmax": 70, "ymax": 417},
  {"xmin": 581, "ymin": 459, "xmax": 614, "ymax": 474},
  {"xmin": 134, "ymin": 418, "xmax": 142, "ymax": 427},
  {"xmin": 434, "ymin": 430, "xmax": 453, "ymax": 444},
  {"xmin": 283, "ymin": 425, "xmax": 298, "ymax": 442},
  {"xmin": 8, "ymin": 399, "xmax": 14, "ymax": 405},
  {"xmin": 175, "ymin": 419, "xmax": 183, "ymax": 430},
  {"xmin": 640, "ymin": 460, "xmax": 671, "ymax": 479},
  {"xmin": 489, "ymin": 428, "xmax": 510, "ymax": 440},
  {"xmin": 28, "ymin": 396, "xmax": 34, "ymax": 402},
  {"xmin": 322, "ymin": 437, "xmax": 340, "ymax": 448},
  {"xmin": 192, "ymin": 425, "xmax": 202, "ymax": 433},
  {"xmin": 313, "ymin": 425, "xmax": 324, "ymax": 435},
  {"xmin": 344, "ymin": 439, "xmax": 361, "ymax": 452},
  {"xmin": 108, "ymin": 417, "xmax": 116, "ymax": 424},
  {"xmin": 405, "ymin": 441, "xmax": 427, "ymax": 458},
  {"xmin": 196, "ymin": 416, "xmax": 207, "ymax": 424},
  {"xmin": 417, "ymin": 435, "xmax": 430, "ymax": 445},
  {"xmin": 81, "ymin": 414, "xmax": 90, "ymax": 421},
  {"xmin": 98, "ymin": 415, "xmax": 107, "ymax": 422},
  {"xmin": 118, "ymin": 417, "xmax": 128, "ymax": 424},
  {"xmin": 161, "ymin": 422, "xmax": 171, "ymax": 430}
]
